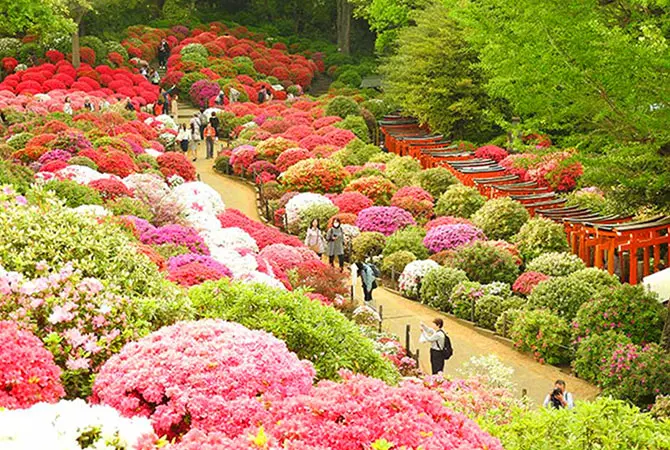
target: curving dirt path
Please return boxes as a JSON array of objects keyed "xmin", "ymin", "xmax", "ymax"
[{"xmin": 191, "ymin": 139, "xmax": 600, "ymax": 407}]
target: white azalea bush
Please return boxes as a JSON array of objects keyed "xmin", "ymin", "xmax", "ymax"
[
  {"xmin": 398, "ymin": 259, "xmax": 439, "ymax": 298},
  {"xmin": 285, "ymin": 192, "xmax": 335, "ymax": 229}
]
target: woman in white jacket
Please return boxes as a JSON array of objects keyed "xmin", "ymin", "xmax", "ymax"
[
  {"xmin": 176, "ymin": 124, "xmax": 189, "ymax": 153},
  {"xmin": 304, "ymin": 219, "xmax": 326, "ymax": 257}
]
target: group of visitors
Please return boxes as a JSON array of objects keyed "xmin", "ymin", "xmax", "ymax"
[
  {"xmin": 176, "ymin": 110, "xmax": 224, "ymax": 161},
  {"xmin": 153, "ymin": 85, "xmax": 178, "ymax": 118},
  {"xmin": 62, "ymin": 96, "xmax": 112, "ymax": 115}
]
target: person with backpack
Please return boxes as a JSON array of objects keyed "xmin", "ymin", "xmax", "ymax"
[
  {"xmin": 420, "ymin": 318, "xmax": 453, "ymax": 375},
  {"xmin": 356, "ymin": 262, "xmax": 380, "ymax": 304}
]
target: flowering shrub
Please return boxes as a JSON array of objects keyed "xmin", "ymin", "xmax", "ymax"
[
  {"xmin": 451, "ymin": 281, "xmax": 485, "ymax": 320},
  {"xmin": 189, "ymin": 79, "xmax": 220, "ymax": 108},
  {"xmin": 423, "ymin": 224, "xmax": 486, "ymax": 253},
  {"xmin": 275, "ymin": 147, "xmax": 311, "ymax": 171},
  {"xmin": 290, "ymin": 259, "xmax": 349, "ymax": 300},
  {"xmin": 141, "ymin": 224, "xmax": 209, "ymax": 254},
  {"xmin": 381, "ymin": 226, "xmax": 428, "ymax": 260},
  {"xmin": 385, "ymin": 156, "xmax": 421, "ymax": 187},
  {"xmin": 281, "ymin": 158, "xmax": 350, "ymax": 193},
  {"xmin": 452, "ymin": 241, "xmax": 520, "ymax": 284},
  {"xmin": 419, "ymin": 267, "xmax": 469, "ymax": 311},
  {"xmin": 331, "ymin": 191, "xmax": 373, "ymax": 214},
  {"xmin": 284, "ymin": 192, "xmax": 334, "ymax": 227},
  {"xmin": 417, "ymin": 167, "xmax": 458, "ymax": 197},
  {"xmin": 509, "ymin": 309, "xmax": 572, "ymax": 365},
  {"xmin": 528, "ymin": 277, "xmax": 594, "ymax": 320},
  {"xmin": 472, "ymin": 197, "xmax": 529, "ymax": 241},
  {"xmin": 256, "ymin": 137, "xmax": 298, "ymax": 162},
  {"xmin": 0, "ymin": 265, "xmax": 146, "ymax": 398},
  {"xmin": 435, "ymin": 184, "xmax": 486, "ymax": 218},
  {"xmin": 390, "ymin": 195, "xmax": 434, "ymax": 223},
  {"xmin": 398, "ymin": 259, "xmax": 440, "ymax": 298},
  {"xmin": 572, "ymin": 331, "xmax": 632, "ymax": 385},
  {"xmin": 92, "ymin": 320, "xmax": 315, "ymax": 439},
  {"xmin": 0, "ymin": 399, "xmax": 157, "ymax": 450},
  {"xmin": 458, "ymin": 354, "xmax": 517, "ymax": 391},
  {"xmin": 572, "ymin": 284, "xmax": 664, "ymax": 345},
  {"xmin": 475, "ymin": 294, "xmax": 526, "ymax": 331},
  {"xmin": 526, "ymin": 252, "xmax": 586, "ymax": 276},
  {"xmin": 567, "ymin": 267, "xmax": 620, "ymax": 291},
  {"xmin": 344, "ymin": 175, "xmax": 397, "ymax": 205},
  {"xmin": 381, "ymin": 250, "xmax": 416, "ymax": 276},
  {"xmin": 474, "ymin": 145, "xmax": 509, "ymax": 162},
  {"xmin": 0, "ymin": 320, "xmax": 65, "ymax": 409},
  {"xmin": 512, "ymin": 271, "xmax": 550, "ymax": 296},
  {"xmin": 167, "ymin": 261, "xmax": 232, "ymax": 286},
  {"xmin": 513, "ymin": 217, "xmax": 569, "ymax": 260},
  {"xmin": 88, "ymin": 178, "xmax": 133, "ymax": 201},
  {"xmin": 424, "ymin": 215, "xmax": 474, "ymax": 230},
  {"xmin": 157, "ymin": 152, "xmax": 197, "ymax": 181},
  {"xmin": 259, "ymin": 243, "xmax": 311, "ymax": 272},
  {"xmin": 355, "ymin": 206, "xmax": 416, "ymax": 236},
  {"xmin": 352, "ymin": 231, "xmax": 386, "ymax": 262}
]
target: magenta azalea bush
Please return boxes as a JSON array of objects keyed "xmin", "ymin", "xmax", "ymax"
[
  {"xmin": 189, "ymin": 79, "xmax": 221, "ymax": 108},
  {"xmin": 92, "ymin": 320, "xmax": 316, "ymax": 439},
  {"xmin": 356, "ymin": 206, "xmax": 416, "ymax": 236},
  {"xmin": 423, "ymin": 224, "xmax": 486, "ymax": 253}
]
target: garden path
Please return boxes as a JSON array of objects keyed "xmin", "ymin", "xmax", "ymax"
[{"xmin": 182, "ymin": 102, "xmax": 600, "ymax": 406}]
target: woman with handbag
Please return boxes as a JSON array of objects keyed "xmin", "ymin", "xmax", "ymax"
[
  {"xmin": 304, "ymin": 219, "xmax": 326, "ymax": 257},
  {"xmin": 326, "ymin": 219, "xmax": 345, "ymax": 272}
]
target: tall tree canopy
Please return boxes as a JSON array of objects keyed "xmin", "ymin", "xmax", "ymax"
[{"xmin": 0, "ymin": 0, "xmax": 75, "ymax": 38}]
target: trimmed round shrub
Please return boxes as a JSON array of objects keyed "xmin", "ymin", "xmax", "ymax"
[
  {"xmin": 352, "ymin": 231, "xmax": 386, "ymax": 262},
  {"xmin": 356, "ymin": 206, "xmax": 416, "ymax": 236},
  {"xmin": 509, "ymin": 309, "xmax": 572, "ymax": 365},
  {"xmin": 567, "ymin": 267, "xmax": 620, "ymax": 291},
  {"xmin": 381, "ymin": 251, "xmax": 416, "ymax": 276},
  {"xmin": 385, "ymin": 156, "xmax": 421, "ymax": 187},
  {"xmin": 527, "ymin": 277, "xmax": 594, "ymax": 320},
  {"xmin": 472, "ymin": 198, "xmax": 529, "ymax": 241},
  {"xmin": 526, "ymin": 252, "xmax": 586, "ymax": 277},
  {"xmin": 475, "ymin": 295, "xmax": 526, "ymax": 331},
  {"xmin": 105, "ymin": 197, "xmax": 153, "ymax": 221},
  {"xmin": 382, "ymin": 226, "xmax": 428, "ymax": 259},
  {"xmin": 189, "ymin": 280, "xmax": 399, "ymax": 383},
  {"xmin": 572, "ymin": 284, "xmax": 665, "ymax": 345},
  {"xmin": 513, "ymin": 217, "xmax": 569, "ymax": 261},
  {"xmin": 435, "ymin": 185, "xmax": 486, "ymax": 218},
  {"xmin": 512, "ymin": 271, "xmax": 551, "ymax": 296},
  {"xmin": 398, "ymin": 259, "xmax": 440, "ymax": 298},
  {"xmin": 68, "ymin": 156, "xmax": 98, "ymax": 170},
  {"xmin": 43, "ymin": 179, "xmax": 103, "ymax": 208},
  {"xmin": 295, "ymin": 203, "xmax": 339, "ymax": 237},
  {"xmin": 573, "ymin": 331, "xmax": 633, "ymax": 385},
  {"xmin": 281, "ymin": 158, "xmax": 350, "ymax": 193},
  {"xmin": 417, "ymin": 167, "xmax": 458, "ymax": 198},
  {"xmin": 450, "ymin": 281, "xmax": 484, "ymax": 320},
  {"xmin": 325, "ymin": 96, "xmax": 361, "ymax": 119},
  {"xmin": 423, "ymin": 224, "xmax": 486, "ymax": 253},
  {"xmin": 335, "ymin": 139, "xmax": 381, "ymax": 166},
  {"xmin": 420, "ymin": 267, "xmax": 469, "ymax": 312},
  {"xmin": 331, "ymin": 191, "xmax": 373, "ymax": 215},
  {"xmin": 337, "ymin": 69, "xmax": 363, "ymax": 87},
  {"xmin": 452, "ymin": 241, "xmax": 520, "ymax": 284},
  {"xmin": 334, "ymin": 115, "xmax": 370, "ymax": 143},
  {"xmin": 344, "ymin": 175, "xmax": 397, "ymax": 205}
]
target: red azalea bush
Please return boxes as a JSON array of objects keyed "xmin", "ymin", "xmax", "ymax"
[
  {"xmin": 39, "ymin": 160, "xmax": 69, "ymax": 172},
  {"xmin": 474, "ymin": 145, "xmax": 509, "ymax": 162},
  {"xmin": 167, "ymin": 261, "xmax": 232, "ymax": 286},
  {"xmin": 88, "ymin": 178, "xmax": 133, "ymax": 200},
  {"xmin": 275, "ymin": 147, "xmax": 312, "ymax": 171},
  {"xmin": 391, "ymin": 186, "xmax": 434, "ymax": 204},
  {"xmin": 331, "ymin": 191, "xmax": 373, "ymax": 214},
  {"xmin": 391, "ymin": 195, "xmax": 434, "ymax": 223},
  {"xmin": 92, "ymin": 320, "xmax": 316, "ymax": 439},
  {"xmin": 157, "ymin": 152, "xmax": 197, "ymax": 181},
  {"xmin": 344, "ymin": 176, "xmax": 397, "ymax": 205},
  {"xmin": 96, "ymin": 150, "xmax": 138, "ymax": 177},
  {"xmin": 189, "ymin": 79, "xmax": 220, "ymax": 108},
  {"xmin": 0, "ymin": 321, "xmax": 65, "ymax": 409},
  {"xmin": 512, "ymin": 271, "xmax": 551, "ymax": 296},
  {"xmin": 281, "ymin": 158, "xmax": 350, "ymax": 193},
  {"xmin": 229, "ymin": 146, "xmax": 258, "ymax": 175},
  {"xmin": 291, "ymin": 259, "xmax": 349, "ymax": 300},
  {"xmin": 327, "ymin": 212, "xmax": 358, "ymax": 228}
]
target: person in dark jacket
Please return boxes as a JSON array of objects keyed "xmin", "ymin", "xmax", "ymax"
[{"xmin": 209, "ymin": 112, "xmax": 221, "ymax": 138}]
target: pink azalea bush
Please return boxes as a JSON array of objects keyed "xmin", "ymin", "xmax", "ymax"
[
  {"xmin": 259, "ymin": 243, "xmax": 315, "ymax": 272},
  {"xmin": 0, "ymin": 320, "xmax": 65, "ymax": 409},
  {"xmin": 331, "ymin": 191, "xmax": 373, "ymax": 214},
  {"xmin": 512, "ymin": 271, "xmax": 551, "ymax": 296},
  {"xmin": 474, "ymin": 145, "xmax": 509, "ymax": 162},
  {"xmin": 92, "ymin": 320, "xmax": 316, "ymax": 439},
  {"xmin": 355, "ymin": 206, "xmax": 416, "ymax": 236},
  {"xmin": 423, "ymin": 224, "xmax": 486, "ymax": 253},
  {"xmin": 140, "ymin": 224, "xmax": 209, "ymax": 255}
]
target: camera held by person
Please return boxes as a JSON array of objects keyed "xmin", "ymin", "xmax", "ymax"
[{"xmin": 543, "ymin": 380, "xmax": 574, "ymax": 410}]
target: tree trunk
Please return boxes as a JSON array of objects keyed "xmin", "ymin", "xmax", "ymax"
[
  {"xmin": 336, "ymin": 0, "xmax": 352, "ymax": 55},
  {"xmin": 72, "ymin": 28, "xmax": 81, "ymax": 68},
  {"xmin": 662, "ymin": 301, "xmax": 670, "ymax": 352}
]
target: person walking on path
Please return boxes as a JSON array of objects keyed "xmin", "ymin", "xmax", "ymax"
[
  {"xmin": 326, "ymin": 219, "xmax": 345, "ymax": 271},
  {"xmin": 420, "ymin": 318, "xmax": 452, "ymax": 375},
  {"xmin": 188, "ymin": 114, "xmax": 201, "ymax": 161},
  {"xmin": 170, "ymin": 94, "xmax": 179, "ymax": 121},
  {"xmin": 203, "ymin": 121, "xmax": 217, "ymax": 159},
  {"xmin": 198, "ymin": 108, "xmax": 208, "ymax": 139},
  {"xmin": 356, "ymin": 262, "xmax": 379, "ymax": 304},
  {"xmin": 176, "ymin": 123, "xmax": 189, "ymax": 154},
  {"xmin": 304, "ymin": 219, "xmax": 326, "ymax": 257},
  {"xmin": 157, "ymin": 40, "xmax": 170, "ymax": 69},
  {"xmin": 209, "ymin": 111, "xmax": 221, "ymax": 137},
  {"xmin": 150, "ymin": 68, "xmax": 161, "ymax": 85}
]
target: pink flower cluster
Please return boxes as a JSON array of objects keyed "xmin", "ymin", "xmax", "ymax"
[
  {"xmin": 0, "ymin": 320, "xmax": 65, "ymax": 409},
  {"xmin": 259, "ymin": 243, "xmax": 318, "ymax": 272},
  {"xmin": 423, "ymin": 224, "xmax": 486, "ymax": 253},
  {"xmin": 512, "ymin": 271, "xmax": 551, "ymax": 295},
  {"xmin": 140, "ymin": 224, "xmax": 209, "ymax": 255},
  {"xmin": 331, "ymin": 191, "xmax": 373, "ymax": 215},
  {"xmin": 166, "ymin": 254, "xmax": 233, "ymax": 287},
  {"xmin": 355, "ymin": 206, "xmax": 416, "ymax": 236},
  {"xmin": 92, "ymin": 320, "xmax": 316, "ymax": 439},
  {"xmin": 474, "ymin": 145, "xmax": 509, "ymax": 162}
]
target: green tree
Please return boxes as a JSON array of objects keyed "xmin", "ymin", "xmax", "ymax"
[
  {"xmin": 0, "ymin": 0, "xmax": 74, "ymax": 38},
  {"xmin": 379, "ymin": 2, "xmax": 500, "ymax": 140}
]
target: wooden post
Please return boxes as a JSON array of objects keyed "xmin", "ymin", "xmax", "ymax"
[
  {"xmin": 378, "ymin": 304, "xmax": 383, "ymax": 333},
  {"xmin": 414, "ymin": 348, "xmax": 420, "ymax": 365},
  {"xmin": 471, "ymin": 297, "xmax": 476, "ymax": 322},
  {"xmin": 405, "ymin": 324, "xmax": 411, "ymax": 354}
]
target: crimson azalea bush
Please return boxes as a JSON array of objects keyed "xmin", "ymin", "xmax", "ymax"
[
  {"xmin": 275, "ymin": 147, "xmax": 311, "ymax": 171},
  {"xmin": 355, "ymin": 206, "xmax": 416, "ymax": 236},
  {"xmin": 512, "ymin": 271, "xmax": 550, "ymax": 296},
  {"xmin": 344, "ymin": 175, "xmax": 397, "ymax": 205},
  {"xmin": 289, "ymin": 259, "xmax": 349, "ymax": 300},
  {"xmin": 157, "ymin": 152, "xmax": 197, "ymax": 181},
  {"xmin": 92, "ymin": 320, "xmax": 316, "ymax": 439},
  {"xmin": 331, "ymin": 191, "xmax": 373, "ymax": 214},
  {"xmin": 167, "ymin": 261, "xmax": 232, "ymax": 287},
  {"xmin": 0, "ymin": 320, "xmax": 65, "ymax": 409},
  {"xmin": 88, "ymin": 178, "xmax": 133, "ymax": 201},
  {"xmin": 423, "ymin": 224, "xmax": 486, "ymax": 253},
  {"xmin": 281, "ymin": 158, "xmax": 350, "ymax": 193},
  {"xmin": 474, "ymin": 145, "xmax": 508, "ymax": 162}
]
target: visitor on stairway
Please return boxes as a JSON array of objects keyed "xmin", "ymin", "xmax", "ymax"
[
  {"xmin": 356, "ymin": 262, "xmax": 379, "ymax": 304},
  {"xmin": 157, "ymin": 39, "xmax": 170, "ymax": 69},
  {"xmin": 188, "ymin": 114, "xmax": 201, "ymax": 161},
  {"xmin": 543, "ymin": 380, "xmax": 575, "ymax": 410},
  {"xmin": 171, "ymin": 94, "xmax": 179, "ymax": 121},
  {"xmin": 304, "ymin": 219, "xmax": 326, "ymax": 257},
  {"xmin": 420, "ymin": 318, "xmax": 453, "ymax": 375},
  {"xmin": 203, "ymin": 122, "xmax": 217, "ymax": 160},
  {"xmin": 177, "ymin": 124, "xmax": 189, "ymax": 154},
  {"xmin": 326, "ymin": 219, "xmax": 345, "ymax": 272},
  {"xmin": 150, "ymin": 68, "xmax": 161, "ymax": 85}
]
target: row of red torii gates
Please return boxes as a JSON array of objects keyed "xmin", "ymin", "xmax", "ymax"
[{"xmin": 379, "ymin": 116, "xmax": 670, "ymax": 285}]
